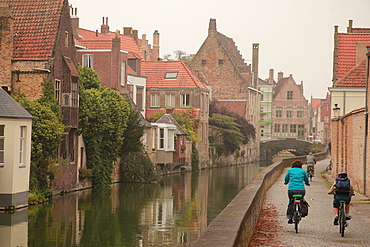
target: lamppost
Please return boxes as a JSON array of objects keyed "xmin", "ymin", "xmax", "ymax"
[{"xmin": 333, "ymin": 104, "xmax": 340, "ymax": 118}]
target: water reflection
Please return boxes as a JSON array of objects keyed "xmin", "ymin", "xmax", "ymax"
[{"xmin": 8, "ymin": 161, "xmax": 268, "ymax": 246}]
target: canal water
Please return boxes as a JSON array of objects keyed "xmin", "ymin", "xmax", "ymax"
[{"xmin": 0, "ymin": 161, "xmax": 270, "ymax": 247}]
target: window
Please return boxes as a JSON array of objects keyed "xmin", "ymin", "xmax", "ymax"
[
  {"xmin": 19, "ymin": 126, "xmax": 26, "ymax": 166},
  {"xmin": 136, "ymin": 86, "xmax": 143, "ymax": 110},
  {"xmin": 219, "ymin": 59, "xmax": 223, "ymax": 65},
  {"xmin": 151, "ymin": 94, "xmax": 160, "ymax": 107},
  {"xmin": 166, "ymin": 94, "xmax": 175, "ymax": 108},
  {"xmin": 201, "ymin": 60, "xmax": 206, "ymax": 66},
  {"xmin": 121, "ymin": 61, "xmax": 126, "ymax": 86},
  {"xmin": 72, "ymin": 81, "xmax": 78, "ymax": 107},
  {"xmin": 297, "ymin": 107, "xmax": 303, "ymax": 118},
  {"xmin": 290, "ymin": 124, "xmax": 297, "ymax": 138},
  {"xmin": 82, "ymin": 54, "xmax": 94, "ymax": 68},
  {"xmin": 286, "ymin": 107, "xmax": 293, "ymax": 118},
  {"xmin": 261, "ymin": 93, "xmax": 264, "ymax": 101},
  {"xmin": 0, "ymin": 125, "xmax": 4, "ymax": 167},
  {"xmin": 274, "ymin": 124, "xmax": 280, "ymax": 137},
  {"xmin": 127, "ymin": 85, "xmax": 134, "ymax": 99},
  {"xmin": 128, "ymin": 59, "xmax": 136, "ymax": 72},
  {"xmin": 165, "ymin": 72, "xmax": 178, "ymax": 79},
  {"xmin": 64, "ymin": 94, "xmax": 70, "ymax": 106},
  {"xmin": 159, "ymin": 128, "xmax": 164, "ymax": 149},
  {"xmin": 276, "ymin": 107, "xmax": 282, "ymax": 117},
  {"xmin": 181, "ymin": 94, "xmax": 190, "ymax": 107},
  {"xmin": 65, "ymin": 31, "xmax": 69, "ymax": 47},
  {"xmin": 55, "ymin": 79, "xmax": 61, "ymax": 103},
  {"xmin": 167, "ymin": 129, "xmax": 174, "ymax": 149},
  {"xmin": 287, "ymin": 91, "xmax": 293, "ymax": 100},
  {"xmin": 282, "ymin": 124, "xmax": 288, "ymax": 137},
  {"xmin": 298, "ymin": 124, "xmax": 305, "ymax": 139}
]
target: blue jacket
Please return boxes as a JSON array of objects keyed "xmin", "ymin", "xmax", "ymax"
[{"xmin": 284, "ymin": 167, "xmax": 310, "ymax": 190}]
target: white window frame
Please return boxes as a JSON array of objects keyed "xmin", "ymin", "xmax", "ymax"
[
  {"xmin": 151, "ymin": 94, "xmax": 160, "ymax": 107},
  {"xmin": 0, "ymin": 125, "xmax": 4, "ymax": 167},
  {"xmin": 181, "ymin": 94, "xmax": 190, "ymax": 107},
  {"xmin": 55, "ymin": 79, "xmax": 61, "ymax": 103},
  {"xmin": 19, "ymin": 126, "xmax": 26, "ymax": 167},
  {"xmin": 165, "ymin": 94, "xmax": 175, "ymax": 108},
  {"xmin": 82, "ymin": 54, "xmax": 94, "ymax": 68},
  {"xmin": 165, "ymin": 71, "xmax": 178, "ymax": 79}
]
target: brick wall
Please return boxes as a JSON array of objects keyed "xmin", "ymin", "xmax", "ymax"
[
  {"xmin": 331, "ymin": 108, "xmax": 370, "ymax": 196},
  {"xmin": 0, "ymin": 6, "xmax": 13, "ymax": 89}
]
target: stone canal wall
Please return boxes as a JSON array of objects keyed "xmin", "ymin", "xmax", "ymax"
[{"xmin": 191, "ymin": 148, "xmax": 329, "ymax": 247}]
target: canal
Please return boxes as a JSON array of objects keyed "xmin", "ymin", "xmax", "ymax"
[{"xmin": 0, "ymin": 161, "xmax": 270, "ymax": 246}]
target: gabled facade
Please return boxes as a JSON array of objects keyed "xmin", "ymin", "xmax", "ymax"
[
  {"xmin": 259, "ymin": 69, "xmax": 275, "ymax": 141},
  {"xmin": 189, "ymin": 18, "xmax": 260, "ymax": 162},
  {"xmin": 310, "ymin": 94, "xmax": 331, "ymax": 144},
  {"xmin": 328, "ymin": 20, "xmax": 370, "ymax": 117},
  {"xmin": 0, "ymin": 0, "xmax": 80, "ymax": 192},
  {"xmin": 141, "ymin": 60, "xmax": 210, "ymax": 168},
  {"xmin": 0, "ymin": 87, "xmax": 33, "ymax": 208},
  {"xmin": 272, "ymin": 73, "xmax": 309, "ymax": 140}
]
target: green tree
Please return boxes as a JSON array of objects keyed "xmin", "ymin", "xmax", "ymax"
[
  {"xmin": 78, "ymin": 66, "xmax": 101, "ymax": 90},
  {"xmin": 14, "ymin": 79, "xmax": 66, "ymax": 196},
  {"xmin": 78, "ymin": 87, "xmax": 130, "ymax": 188}
]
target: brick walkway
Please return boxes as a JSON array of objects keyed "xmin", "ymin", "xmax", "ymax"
[{"xmin": 249, "ymin": 157, "xmax": 370, "ymax": 247}]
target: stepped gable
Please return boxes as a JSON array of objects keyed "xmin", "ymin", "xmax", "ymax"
[
  {"xmin": 141, "ymin": 60, "xmax": 208, "ymax": 89},
  {"xmin": 0, "ymin": 0, "xmax": 64, "ymax": 60},
  {"xmin": 0, "ymin": 88, "xmax": 33, "ymax": 119},
  {"xmin": 336, "ymin": 32, "xmax": 370, "ymax": 85},
  {"xmin": 335, "ymin": 58, "xmax": 367, "ymax": 87}
]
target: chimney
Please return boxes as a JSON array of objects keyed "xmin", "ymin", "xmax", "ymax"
[
  {"xmin": 132, "ymin": 30, "xmax": 138, "ymax": 44},
  {"xmin": 278, "ymin": 72, "xmax": 283, "ymax": 82},
  {"xmin": 111, "ymin": 30, "xmax": 121, "ymax": 89},
  {"xmin": 70, "ymin": 7, "xmax": 80, "ymax": 39},
  {"xmin": 123, "ymin": 27, "xmax": 132, "ymax": 36},
  {"xmin": 332, "ymin": 25, "xmax": 339, "ymax": 85},
  {"xmin": 347, "ymin": 19, "xmax": 353, "ymax": 33},
  {"xmin": 101, "ymin": 17, "xmax": 109, "ymax": 34},
  {"xmin": 153, "ymin": 30, "xmax": 160, "ymax": 61},
  {"xmin": 252, "ymin": 43, "xmax": 259, "ymax": 88},
  {"xmin": 269, "ymin": 69, "xmax": 274, "ymax": 85},
  {"xmin": 142, "ymin": 34, "xmax": 147, "ymax": 41},
  {"xmin": 209, "ymin": 18, "xmax": 217, "ymax": 35}
]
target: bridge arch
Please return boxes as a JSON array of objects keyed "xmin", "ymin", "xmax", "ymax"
[{"xmin": 260, "ymin": 138, "xmax": 312, "ymax": 161}]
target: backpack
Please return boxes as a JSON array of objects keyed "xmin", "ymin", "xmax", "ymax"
[{"xmin": 335, "ymin": 177, "xmax": 351, "ymax": 194}]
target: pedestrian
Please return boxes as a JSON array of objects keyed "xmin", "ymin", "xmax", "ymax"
[
  {"xmin": 328, "ymin": 172, "xmax": 355, "ymax": 225},
  {"xmin": 284, "ymin": 160, "xmax": 310, "ymax": 223},
  {"xmin": 305, "ymin": 152, "xmax": 316, "ymax": 176}
]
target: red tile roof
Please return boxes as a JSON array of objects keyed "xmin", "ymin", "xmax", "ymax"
[
  {"xmin": 141, "ymin": 61, "xmax": 208, "ymax": 89},
  {"xmin": 335, "ymin": 58, "xmax": 367, "ymax": 87},
  {"xmin": 1, "ymin": 0, "xmax": 64, "ymax": 60},
  {"xmin": 76, "ymin": 28, "xmax": 143, "ymax": 59},
  {"xmin": 336, "ymin": 33, "xmax": 370, "ymax": 84},
  {"xmin": 311, "ymin": 98, "xmax": 321, "ymax": 110}
]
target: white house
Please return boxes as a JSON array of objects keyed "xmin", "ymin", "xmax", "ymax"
[{"xmin": 0, "ymin": 88, "xmax": 33, "ymax": 209}]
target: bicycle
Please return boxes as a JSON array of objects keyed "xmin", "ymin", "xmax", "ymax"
[
  {"xmin": 338, "ymin": 200, "xmax": 347, "ymax": 237},
  {"xmin": 292, "ymin": 194, "xmax": 303, "ymax": 233},
  {"xmin": 307, "ymin": 166, "xmax": 314, "ymax": 181}
]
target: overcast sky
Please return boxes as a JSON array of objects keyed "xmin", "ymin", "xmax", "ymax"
[{"xmin": 69, "ymin": 0, "xmax": 370, "ymax": 100}]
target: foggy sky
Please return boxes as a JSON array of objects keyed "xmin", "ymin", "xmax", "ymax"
[{"xmin": 69, "ymin": 0, "xmax": 370, "ymax": 99}]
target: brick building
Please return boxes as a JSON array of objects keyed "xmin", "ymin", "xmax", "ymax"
[
  {"xmin": 141, "ymin": 60, "xmax": 210, "ymax": 168},
  {"xmin": 0, "ymin": 0, "xmax": 80, "ymax": 192},
  {"xmin": 259, "ymin": 69, "xmax": 275, "ymax": 140},
  {"xmin": 272, "ymin": 73, "xmax": 309, "ymax": 140},
  {"xmin": 328, "ymin": 20, "xmax": 370, "ymax": 117},
  {"xmin": 189, "ymin": 18, "xmax": 260, "ymax": 162},
  {"xmin": 309, "ymin": 94, "xmax": 331, "ymax": 144}
]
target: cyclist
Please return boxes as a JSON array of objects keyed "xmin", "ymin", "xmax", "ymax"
[
  {"xmin": 305, "ymin": 152, "xmax": 316, "ymax": 176},
  {"xmin": 284, "ymin": 160, "xmax": 310, "ymax": 224},
  {"xmin": 328, "ymin": 172, "xmax": 355, "ymax": 225}
]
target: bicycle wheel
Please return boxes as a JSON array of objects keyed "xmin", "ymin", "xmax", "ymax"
[
  {"xmin": 294, "ymin": 210, "xmax": 300, "ymax": 233},
  {"xmin": 339, "ymin": 203, "xmax": 345, "ymax": 237}
]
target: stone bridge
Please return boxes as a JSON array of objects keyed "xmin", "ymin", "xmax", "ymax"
[{"xmin": 260, "ymin": 138, "xmax": 312, "ymax": 161}]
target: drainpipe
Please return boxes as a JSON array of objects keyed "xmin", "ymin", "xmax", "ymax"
[{"xmin": 364, "ymin": 48, "xmax": 370, "ymax": 195}]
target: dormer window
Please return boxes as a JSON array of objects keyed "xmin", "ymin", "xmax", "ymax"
[{"xmin": 165, "ymin": 71, "xmax": 178, "ymax": 79}]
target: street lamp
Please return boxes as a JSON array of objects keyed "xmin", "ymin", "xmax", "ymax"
[{"xmin": 333, "ymin": 104, "xmax": 340, "ymax": 118}]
